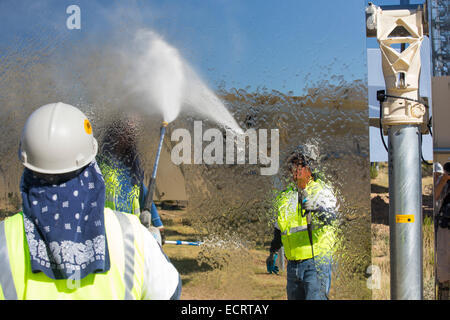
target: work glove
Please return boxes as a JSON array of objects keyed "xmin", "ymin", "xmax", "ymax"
[
  {"xmin": 301, "ymin": 185, "xmax": 336, "ymax": 211},
  {"xmin": 301, "ymin": 187, "xmax": 338, "ymax": 225},
  {"xmin": 266, "ymin": 253, "xmax": 279, "ymax": 274},
  {"xmin": 139, "ymin": 210, "xmax": 152, "ymax": 229},
  {"xmin": 141, "ymin": 210, "xmax": 166, "ymax": 246}
]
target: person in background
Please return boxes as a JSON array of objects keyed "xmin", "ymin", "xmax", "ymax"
[
  {"xmin": 0, "ymin": 103, "xmax": 180, "ymax": 299},
  {"xmin": 97, "ymin": 117, "xmax": 165, "ymax": 244},
  {"xmin": 434, "ymin": 162, "xmax": 450, "ymax": 207},
  {"xmin": 434, "ymin": 161, "xmax": 450, "ymax": 300},
  {"xmin": 266, "ymin": 144, "xmax": 338, "ymax": 300}
]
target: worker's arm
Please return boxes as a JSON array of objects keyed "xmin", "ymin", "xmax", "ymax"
[
  {"xmin": 150, "ymin": 203, "xmax": 163, "ymax": 228},
  {"xmin": 139, "ymin": 224, "xmax": 181, "ymax": 300},
  {"xmin": 269, "ymin": 224, "xmax": 282, "ymax": 254},
  {"xmin": 303, "ymin": 185, "xmax": 338, "ymax": 225},
  {"xmin": 266, "ymin": 224, "xmax": 281, "ymax": 274},
  {"xmin": 435, "ymin": 173, "xmax": 450, "ymax": 202}
]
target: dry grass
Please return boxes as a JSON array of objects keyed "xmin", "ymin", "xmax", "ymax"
[{"xmin": 371, "ymin": 163, "xmax": 435, "ymax": 300}]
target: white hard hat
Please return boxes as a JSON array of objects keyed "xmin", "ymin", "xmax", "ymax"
[
  {"xmin": 18, "ymin": 102, "xmax": 98, "ymax": 174},
  {"xmin": 292, "ymin": 143, "xmax": 320, "ymax": 163},
  {"xmin": 299, "ymin": 144, "xmax": 319, "ymax": 162},
  {"xmin": 434, "ymin": 162, "xmax": 444, "ymax": 174}
]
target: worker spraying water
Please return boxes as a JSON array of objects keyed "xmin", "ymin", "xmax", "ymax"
[
  {"xmin": 97, "ymin": 117, "xmax": 166, "ymax": 244},
  {"xmin": 123, "ymin": 29, "xmax": 244, "ymax": 245}
]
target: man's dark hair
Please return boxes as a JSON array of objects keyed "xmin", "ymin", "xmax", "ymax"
[
  {"xmin": 444, "ymin": 162, "xmax": 450, "ymax": 174},
  {"xmin": 286, "ymin": 152, "xmax": 307, "ymax": 172},
  {"xmin": 286, "ymin": 149, "xmax": 322, "ymax": 181}
]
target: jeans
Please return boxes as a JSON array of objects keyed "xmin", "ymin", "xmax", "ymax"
[{"xmin": 286, "ymin": 255, "xmax": 332, "ymax": 300}]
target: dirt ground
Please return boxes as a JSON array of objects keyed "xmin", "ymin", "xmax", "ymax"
[{"xmin": 159, "ymin": 208, "xmax": 288, "ymax": 300}]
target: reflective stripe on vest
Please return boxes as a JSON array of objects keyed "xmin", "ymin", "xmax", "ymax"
[
  {"xmin": 0, "ymin": 209, "xmax": 142, "ymax": 300},
  {"xmin": 0, "ymin": 221, "xmax": 17, "ymax": 300},
  {"xmin": 113, "ymin": 211, "xmax": 135, "ymax": 300},
  {"xmin": 280, "ymin": 225, "xmax": 308, "ymax": 236}
]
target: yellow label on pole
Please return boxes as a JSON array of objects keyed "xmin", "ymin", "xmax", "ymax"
[{"xmin": 396, "ymin": 214, "xmax": 414, "ymax": 223}]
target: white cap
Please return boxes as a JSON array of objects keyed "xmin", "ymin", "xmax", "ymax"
[
  {"xmin": 18, "ymin": 102, "xmax": 98, "ymax": 174},
  {"xmin": 434, "ymin": 162, "xmax": 444, "ymax": 174}
]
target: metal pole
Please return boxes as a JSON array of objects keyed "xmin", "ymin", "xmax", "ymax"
[
  {"xmin": 388, "ymin": 125, "xmax": 423, "ymax": 300},
  {"xmin": 388, "ymin": 1, "xmax": 423, "ymax": 300},
  {"xmin": 365, "ymin": 0, "xmax": 425, "ymax": 300}
]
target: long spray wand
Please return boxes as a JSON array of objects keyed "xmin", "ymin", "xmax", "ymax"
[{"xmin": 143, "ymin": 121, "xmax": 168, "ymax": 211}]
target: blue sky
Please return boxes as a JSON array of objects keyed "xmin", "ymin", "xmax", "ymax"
[{"xmin": 0, "ymin": 0, "xmax": 367, "ymax": 95}]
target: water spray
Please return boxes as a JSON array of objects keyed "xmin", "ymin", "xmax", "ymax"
[
  {"xmin": 127, "ymin": 29, "xmax": 243, "ymax": 134},
  {"xmin": 143, "ymin": 121, "xmax": 169, "ymax": 211}
]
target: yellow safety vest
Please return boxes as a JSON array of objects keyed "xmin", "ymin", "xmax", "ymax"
[
  {"xmin": 0, "ymin": 208, "xmax": 145, "ymax": 300},
  {"xmin": 276, "ymin": 179, "xmax": 336, "ymax": 261},
  {"xmin": 99, "ymin": 161, "xmax": 141, "ymax": 217}
]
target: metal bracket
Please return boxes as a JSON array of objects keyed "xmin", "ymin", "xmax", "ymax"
[{"xmin": 366, "ymin": 2, "xmax": 429, "ymax": 133}]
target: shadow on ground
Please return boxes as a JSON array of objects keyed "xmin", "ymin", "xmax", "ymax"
[
  {"xmin": 169, "ymin": 257, "xmax": 213, "ymax": 276},
  {"xmin": 371, "ymin": 184, "xmax": 389, "ymax": 194},
  {"xmin": 371, "ymin": 195, "xmax": 389, "ymax": 225},
  {"xmin": 371, "ymin": 191, "xmax": 435, "ymax": 225}
]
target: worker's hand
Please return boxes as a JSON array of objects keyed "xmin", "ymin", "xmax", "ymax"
[
  {"xmin": 159, "ymin": 227, "xmax": 166, "ymax": 245},
  {"xmin": 139, "ymin": 210, "xmax": 151, "ymax": 228},
  {"xmin": 266, "ymin": 253, "xmax": 279, "ymax": 274},
  {"xmin": 302, "ymin": 186, "xmax": 337, "ymax": 212}
]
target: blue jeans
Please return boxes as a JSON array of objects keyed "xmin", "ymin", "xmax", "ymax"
[{"xmin": 286, "ymin": 255, "xmax": 332, "ymax": 300}]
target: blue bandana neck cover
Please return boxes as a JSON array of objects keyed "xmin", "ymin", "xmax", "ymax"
[{"xmin": 20, "ymin": 161, "xmax": 110, "ymax": 280}]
